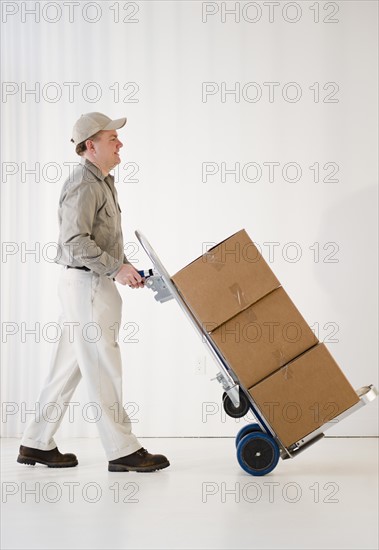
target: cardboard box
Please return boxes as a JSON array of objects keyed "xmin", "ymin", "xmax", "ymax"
[
  {"xmin": 249, "ymin": 344, "xmax": 359, "ymax": 447},
  {"xmin": 172, "ymin": 229, "xmax": 280, "ymax": 331},
  {"xmin": 211, "ymin": 287, "xmax": 319, "ymax": 388}
]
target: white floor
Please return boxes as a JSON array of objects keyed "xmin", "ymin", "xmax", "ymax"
[{"xmin": 1, "ymin": 437, "xmax": 378, "ymax": 550}]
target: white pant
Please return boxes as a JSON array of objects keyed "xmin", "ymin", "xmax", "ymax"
[{"xmin": 21, "ymin": 267, "xmax": 142, "ymax": 461}]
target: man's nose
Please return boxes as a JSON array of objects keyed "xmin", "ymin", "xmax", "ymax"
[{"xmin": 117, "ymin": 140, "xmax": 123, "ymax": 148}]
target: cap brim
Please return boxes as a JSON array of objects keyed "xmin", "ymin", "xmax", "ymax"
[{"xmin": 103, "ymin": 117, "xmax": 127, "ymax": 131}]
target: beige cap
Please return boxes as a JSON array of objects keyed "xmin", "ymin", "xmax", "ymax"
[{"xmin": 71, "ymin": 112, "xmax": 127, "ymax": 145}]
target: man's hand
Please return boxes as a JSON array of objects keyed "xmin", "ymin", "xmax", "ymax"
[{"xmin": 115, "ymin": 264, "xmax": 145, "ymax": 288}]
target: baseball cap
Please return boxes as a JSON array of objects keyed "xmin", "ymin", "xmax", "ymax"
[{"xmin": 71, "ymin": 112, "xmax": 127, "ymax": 145}]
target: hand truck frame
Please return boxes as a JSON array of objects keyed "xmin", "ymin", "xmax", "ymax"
[{"xmin": 135, "ymin": 230, "xmax": 378, "ymax": 476}]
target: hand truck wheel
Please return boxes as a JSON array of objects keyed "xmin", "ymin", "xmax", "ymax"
[
  {"xmin": 236, "ymin": 432, "xmax": 279, "ymax": 476},
  {"xmin": 222, "ymin": 390, "xmax": 250, "ymax": 418},
  {"xmin": 235, "ymin": 423, "xmax": 263, "ymax": 448}
]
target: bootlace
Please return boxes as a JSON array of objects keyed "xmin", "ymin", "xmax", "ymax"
[{"xmin": 136, "ymin": 448, "xmax": 148, "ymax": 456}]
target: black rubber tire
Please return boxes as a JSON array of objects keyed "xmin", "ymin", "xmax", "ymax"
[
  {"xmin": 222, "ymin": 390, "xmax": 250, "ymax": 418},
  {"xmin": 235, "ymin": 423, "xmax": 263, "ymax": 448},
  {"xmin": 237, "ymin": 432, "xmax": 279, "ymax": 476}
]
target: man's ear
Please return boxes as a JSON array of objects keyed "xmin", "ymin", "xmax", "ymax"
[{"xmin": 85, "ymin": 138, "xmax": 95, "ymax": 153}]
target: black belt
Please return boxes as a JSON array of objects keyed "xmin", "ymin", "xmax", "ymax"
[{"xmin": 67, "ymin": 266, "xmax": 91, "ymax": 272}]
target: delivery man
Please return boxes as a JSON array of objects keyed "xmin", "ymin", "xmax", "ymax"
[{"xmin": 17, "ymin": 112, "xmax": 170, "ymax": 472}]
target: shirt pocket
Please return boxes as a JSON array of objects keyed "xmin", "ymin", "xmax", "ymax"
[
  {"xmin": 103, "ymin": 204, "xmax": 118, "ymax": 233},
  {"xmin": 105, "ymin": 204, "xmax": 116, "ymax": 218}
]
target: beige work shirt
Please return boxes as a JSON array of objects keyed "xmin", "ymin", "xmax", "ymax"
[{"xmin": 55, "ymin": 158, "xmax": 129, "ymax": 278}]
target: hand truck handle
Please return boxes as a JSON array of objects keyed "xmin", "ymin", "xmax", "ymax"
[{"xmin": 137, "ymin": 269, "xmax": 154, "ymax": 279}]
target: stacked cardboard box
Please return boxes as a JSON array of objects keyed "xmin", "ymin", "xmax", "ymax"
[{"xmin": 172, "ymin": 229, "xmax": 359, "ymax": 447}]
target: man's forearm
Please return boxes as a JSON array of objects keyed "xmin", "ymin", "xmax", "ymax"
[{"xmin": 62, "ymin": 235, "xmax": 123, "ymax": 277}]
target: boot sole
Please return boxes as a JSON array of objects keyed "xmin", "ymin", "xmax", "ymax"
[
  {"xmin": 17, "ymin": 456, "xmax": 78, "ymax": 468},
  {"xmin": 108, "ymin": 460, "xmax": 170, "ymax": 473}
]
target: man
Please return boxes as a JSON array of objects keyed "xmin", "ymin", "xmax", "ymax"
[{"xmin": 18, "ymin": 112, "xmax": 170, "ymax": 472}]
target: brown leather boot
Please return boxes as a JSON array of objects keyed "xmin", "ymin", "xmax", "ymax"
[
  {"xmin": 108, "ymin": 447, "xmax": 170, "ymax": 472},
  {"xmin": 17, "ymin": 445, "xmax": 78, "ymax": 468}
]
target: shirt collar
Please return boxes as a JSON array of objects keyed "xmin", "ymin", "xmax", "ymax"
[{"xmin": 81, "ymin": 157, "xmax": 107, "ymax": 182}]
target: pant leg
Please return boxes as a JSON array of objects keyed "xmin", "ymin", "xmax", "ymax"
[
  {"xmin": 62, "ymin": 268, "xmax": 141, "ymax": 460},
  {"xmin": 22, "ymin": 268, "xmax": 141, "ymax": 461},
  {"xmin": 21, "ymin": 310, "xmax": 82, "ymax": 451}
]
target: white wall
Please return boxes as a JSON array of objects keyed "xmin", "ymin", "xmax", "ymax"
[{"xmin": 1, "ymin": 1, "xmax": 377, "ymax": 439}]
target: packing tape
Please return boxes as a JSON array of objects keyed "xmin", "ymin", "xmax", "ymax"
[
  {"xmin": 272, "ymin": 348, "xmax": 290, "ymax": 374},
  {"xmin": 282, "ymin": 364, "xmax": 293, "ymax": 380},
  {"xmin": 205, "ymin": 252, "xmax": 225, "ymax": 272},
  {"xmin": 229, "ymin": 283, "xmax": 249, "ymax": 308},
  {"xmin": 282, "ymin": 354, "xmax": 293, "ymax": 380},
  {"xmin": 246, "ymin": 307, "xmax": 258, "ymax": 322}
]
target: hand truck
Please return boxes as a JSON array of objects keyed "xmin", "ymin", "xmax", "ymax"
[{"xmin": 135, "ymin": 230, "xmax": 378, "ymax": 476}]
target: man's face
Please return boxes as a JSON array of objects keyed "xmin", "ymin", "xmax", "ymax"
[{"xmin": 88, "ymin": 129, "xmax": 123, "ymax": 173}]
